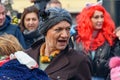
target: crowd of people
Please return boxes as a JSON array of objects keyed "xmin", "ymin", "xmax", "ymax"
[{"xmin": 0, "ymin": 0, "xmax": 120, "ymax": 80}]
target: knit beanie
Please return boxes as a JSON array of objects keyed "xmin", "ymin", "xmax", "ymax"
[{"xmin": 39, "ymin": 7, "xmax": 72, "ymax": 35}]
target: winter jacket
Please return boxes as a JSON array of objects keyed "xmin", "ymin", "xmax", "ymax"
[
  {"xmin": 75, "ymin": 41, "xmax": 112, "ymax": 79},
  {"xmin": 25, "ymin": 39, "xmax": 92, "ymax": 80},
  {"xmin": 89, "ymin": 42, "xmax": 111, "ymax": 78},
  {"xmin": 110, "ymin": 38, "xmax": 120, "ymax": 56},
  {"xmin": 0, "ymin": 16, "xmax": 26, "ymax": 49}
]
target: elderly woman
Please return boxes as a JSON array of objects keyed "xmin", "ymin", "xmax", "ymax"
[{"xmin": 25, "ymin": 7, "xmax": 92, "ymax": 80}]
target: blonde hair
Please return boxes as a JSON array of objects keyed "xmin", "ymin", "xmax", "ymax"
[{"xmin": 0, "ymin": 34, "xmax": 23, "ymax": 56}]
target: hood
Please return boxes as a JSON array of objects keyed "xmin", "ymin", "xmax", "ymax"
[{"xmin": 0, "ymin": 15, "xmax": 11, "ymax": 31}]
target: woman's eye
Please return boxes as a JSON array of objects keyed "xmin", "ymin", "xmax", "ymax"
[
  {"xmin": 55, "ymin": 29, "xmax": 61, "ymax": 32},
  {"xmin": 93, "ymin": 15, "xmax": 104, "ymax": 19},
  {"xmin": 66, "ymin": 28, "xmax": 70, "ymax": 31}
]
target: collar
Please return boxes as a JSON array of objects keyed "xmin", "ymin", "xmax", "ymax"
[{"xmin": 40, "ymin": 43, "xmax": 60, "ymax": 63}]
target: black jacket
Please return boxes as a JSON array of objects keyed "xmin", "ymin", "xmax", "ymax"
[
  {"xmin": 110, "ymin": 38, "xmax": 120, "ymax": 56},
  {"xmin": 75, "ymin": 42, "xmax": 112, "ymax": 79},
  {"xmin": 88, "ymin": 42, "xmax": 111, "ymax": 78}
]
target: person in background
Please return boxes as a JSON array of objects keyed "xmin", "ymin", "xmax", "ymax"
[
  {"xmin": 0, "ymin": 34, "xmax": 50, "ymax": 80},
  {"xmin": 1, "ymin": 0, "xmax": 14, "ymax": 17},
  {"xmin": 75, "ymin": 3, "xmax": 116, "ymax": 80},
  {"xmin": 46, "ymin": 0, "xmax": 62, "ymax": 10},
  {"xmin": 19, "ymin": 5, "xmax": 43, "ymax": 49},
  {"xmin": 0, "ymin": 3, "xmax": 26, "ymax": 49},
  {"xmin": 107, "ymin": 27, "xmax": 120, "ymax": 80},
  {"xmin": 110, "ymin": 27, "xmax": 120, "ymax": 56},
  {"xmin": 29, "ymin": 0, "xmax": 50, "ymax": 11},
  {"xmin": 25, "ymin": 7, "xmax": 92, "ymax": 80}
]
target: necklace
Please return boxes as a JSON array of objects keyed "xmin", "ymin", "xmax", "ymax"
[{"xmin": 40, "ymin": 43, "xmax": 60, "ymax": 63}]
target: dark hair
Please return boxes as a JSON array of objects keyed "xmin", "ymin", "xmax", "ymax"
[{"xmin": 19, "ymin": 5, "xmax": 39, "ymax": 32}]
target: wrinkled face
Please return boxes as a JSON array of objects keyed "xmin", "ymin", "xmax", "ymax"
[
  {"xmin": 91, "ymin": 10, "xmax": 104, "ymax": 30},
  {"xmin": 0, "ymin": 5, "xmax": 6, "ymax": 26},
  {"xmin": 24, "ymin": 12, "xmax": 39, "ymax": 31},
  {"xmin": 45, "ymin": 21, "xmax": 71, "ymax": 50}
]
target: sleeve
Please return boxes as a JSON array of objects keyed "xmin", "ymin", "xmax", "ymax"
[
  {"xmin": 77, "ymin": 55, "xmax": 92, "ymax": 80},
  {"xmin": 110, "ymin": 39, "xmax": 120, "ymax": 56}
]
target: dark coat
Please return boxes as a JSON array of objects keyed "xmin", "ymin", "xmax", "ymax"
[
  {"xmin": 33, "ymin": 0, "xmax": 50, "ymax": 10},
  {"xmin": 0, "ymin": 16, "xmax": 26, "ymax": 49},
  {"xmin": 25, "ymin": 39, "xmax": 92, "ymax": 80},
  {"xmin": 23, "ymin": 29, "xmax": 43, "ymax": 49},
  {"xmin": 75, "ymin": 41, "xmax": 112, "ymax": 79},
  {"xmin": 110, "ymin": 38, "xmax": 120, "ymax": 56},
  {"xmin": 89, "ymin": 42, "xmax": 111, "ymax": 78}
]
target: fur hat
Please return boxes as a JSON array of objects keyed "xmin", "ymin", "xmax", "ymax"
[
  {"xmin": 109, "ymin": 56, "xmax": 120, "ymax": 80},
  {"xmin": 39, "ymin": 7, "xmax": 72, "ymax": 35}
]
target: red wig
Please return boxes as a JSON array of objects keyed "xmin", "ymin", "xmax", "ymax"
[{"xmin": 76, "ymin": 5, "xmax": 116, "ymax": 51}]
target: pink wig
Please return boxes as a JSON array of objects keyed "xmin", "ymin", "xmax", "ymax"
[{"xmin": 76, "ymin": 5, "xmax": 116, "ymax": 51}]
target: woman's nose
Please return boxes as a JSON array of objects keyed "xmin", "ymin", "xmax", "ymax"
[{"xmin": 61, "ymin": 30, "xmax": 69, "ymax": 38}]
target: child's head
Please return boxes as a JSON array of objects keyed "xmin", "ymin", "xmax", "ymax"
[{"xmin": 0, "ymin": 34, "xmax": 23, "ymax": 56}]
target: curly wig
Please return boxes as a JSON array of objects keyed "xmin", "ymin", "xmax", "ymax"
[{"xmin": 76, "ymin": 4, "xmax": 116, "ymax": 51}]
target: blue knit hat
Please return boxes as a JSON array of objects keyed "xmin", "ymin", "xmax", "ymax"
[
  {"xmin": 0, "ymin": 59, "xmax": 50, "ymax": 80},
  {"xmin": 39, "ymin": 7, "xmax": 72, "ymax": 35}
]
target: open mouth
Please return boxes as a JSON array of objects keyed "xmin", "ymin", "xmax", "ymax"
[
  {"xmin": 58, "ymin": 40, "xmax": 68, "ymax": 46},
  {"xmin": 58, "ymin": 40, "xmax": 67, "ymax": 42}
]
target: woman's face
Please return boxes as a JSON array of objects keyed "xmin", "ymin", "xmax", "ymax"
[
  {"xmin": 24, "ymin": 12, "xmax": 39, "ymax": 31},
  {"xmin": 91, "ymin": 10, "xmax": 104, "ymax": 30},
  {"xmin": 116, "ymin": 29, "xmax": 120, "ymax": 40},
  {"xmin": 45, "ymin": 21, "xmax": 71, "ymax": 50},
  {"xmin": 0, "ymin": 5, "xmax": 6, "ymax": 26}
]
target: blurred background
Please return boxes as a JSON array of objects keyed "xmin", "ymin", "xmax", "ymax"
[
  {"xmin": 9, "ymin": 0, "xmax": 120, "ymax": 27},
  {"xmin": 12, "ymin": 0, "xmax": 97, "ymax": 24}
]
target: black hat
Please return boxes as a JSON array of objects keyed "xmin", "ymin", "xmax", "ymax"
[{"xmin": 39, "ymin": 7, "xmax": 72, "ymax": 35}]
